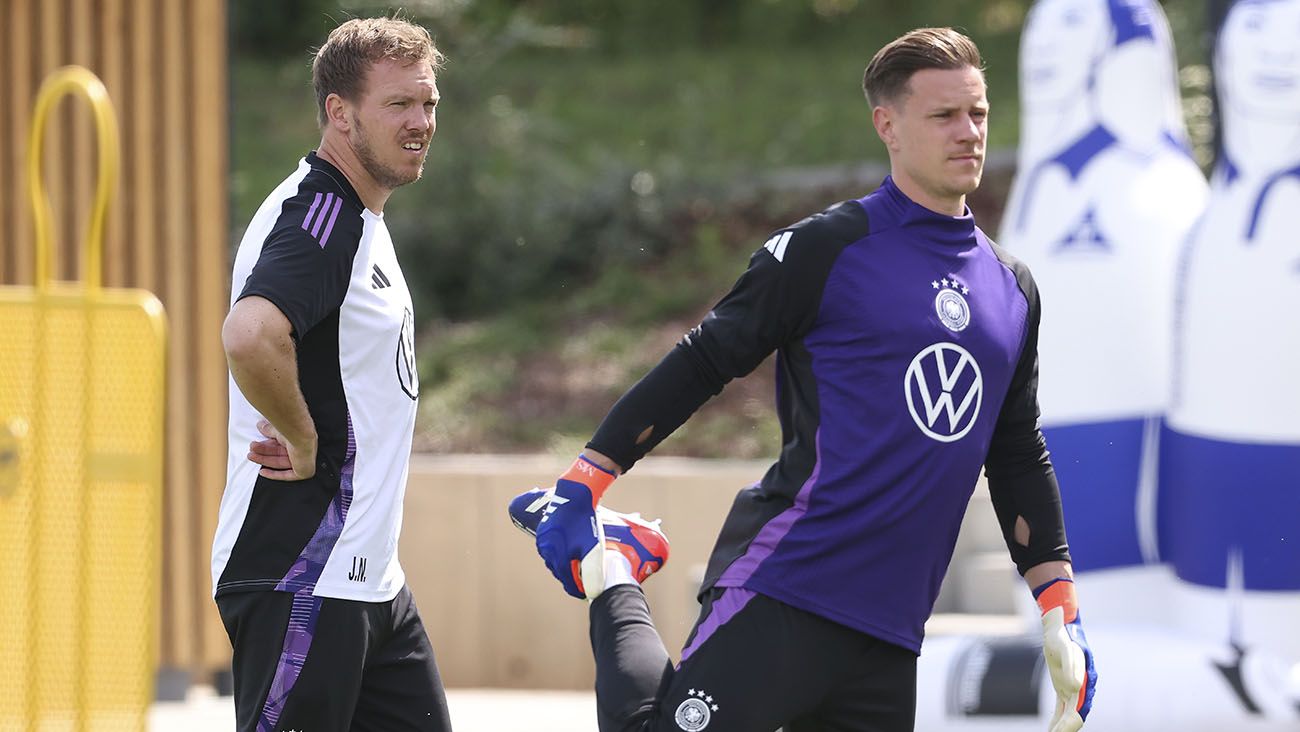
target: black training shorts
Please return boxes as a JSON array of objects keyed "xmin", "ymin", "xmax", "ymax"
[
  {"xmin": 217, "ymin": 584, "xmax": 451, "ymax": 732},
  {"xmin": 660, "ymin": 588, "xmax": 916, "ymax": 732}
]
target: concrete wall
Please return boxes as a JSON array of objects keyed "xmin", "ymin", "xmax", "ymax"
[{"xmin": 400, "ymin": 454, "xmax": 1015, "ymax": 690}]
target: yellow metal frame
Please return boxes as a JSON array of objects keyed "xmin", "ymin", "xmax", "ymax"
[
  {"xmin": 27, "ymin": 66, "xmax": 120, "ymax": 293},
  {"xmin": 1, "ymin": 66, "xmax": 165, "ymax": 731}
]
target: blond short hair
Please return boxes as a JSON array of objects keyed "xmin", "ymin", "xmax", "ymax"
[
  {"xmin": 312, "ymin": 16, "xmax": 445, "ymax": 127},
  {"xmin": 863, "ymin": 27, "xmax": 983, "ymax": 107}
]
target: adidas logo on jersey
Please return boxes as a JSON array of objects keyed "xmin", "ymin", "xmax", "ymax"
[
  {"xmin": 302, "ymin": 191, "xmax": 344, "ymax": 248},
  {"xmin": 763, "ymin": 231, "xmax": 793, "ymax": 262},
  {"xmin": 371, "ymin": 264, "xmax": 391, "ymax": 289}
]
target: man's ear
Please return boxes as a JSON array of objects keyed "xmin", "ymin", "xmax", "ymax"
[
  {"xmin": 325, "ymin": 93, "xmax": 351, "ymax": 133},
  {"xmin": 872, "ymin": 104, "xmax": 898, "ymax": 151}
]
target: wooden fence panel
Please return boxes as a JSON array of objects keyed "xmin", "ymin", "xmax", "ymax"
[{"xmin": 1, "ymin": 0, "xmax": 231, "ymax": 691}]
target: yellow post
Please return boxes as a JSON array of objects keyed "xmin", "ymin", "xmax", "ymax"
[{"xmin": 0, "ymin": 66, "xmax": 166, "ymax": 732}]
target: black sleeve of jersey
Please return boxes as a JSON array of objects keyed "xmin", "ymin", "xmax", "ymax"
[
  {"xmin": 587, "ymin": 203, "xmax": 862, "ymax": 472},
  {"xmin": 983, "ymin": 255, "xmax": 1072, "ymax": 576},
  {"xmin": 237, "ymin": 190, "xmax": 363, "ymax": 340}
]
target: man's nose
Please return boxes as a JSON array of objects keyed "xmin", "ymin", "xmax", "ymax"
[
  {"xmin": 955, "ymin": 113, "xmax": 981, "ymax": 142},
  {"xmin": 408, "ymin": 109, "xmax": 432, "ymax": 132}
]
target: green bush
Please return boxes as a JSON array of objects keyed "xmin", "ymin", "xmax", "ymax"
[
  {"xmin": 231, "ymin": 0, "xmax": 1211, "ymax": 455},
  {"xmin": 233, "ymin": 0, "xmax": 1043, "ymax": 322}
]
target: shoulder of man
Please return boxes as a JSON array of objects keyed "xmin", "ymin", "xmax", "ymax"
[
  {"xmin": 757, "ymin": 199, "xmax": 871, "ymax": 267},
  {"xmin": 268, "ymin": 161, "xmax": 366, "ymax": 252},
  {"xmin": 984, "ymin": 230, "xmax": 1042, "ymax": 313}
]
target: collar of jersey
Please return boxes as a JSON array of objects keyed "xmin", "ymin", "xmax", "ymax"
[
  {"xmin": 305, "ymin": 150, "xmax": 367, "ymax": 212},
  {"xmin": 871, "ymin": 175, "xmax": 977, "ymax": 243}
]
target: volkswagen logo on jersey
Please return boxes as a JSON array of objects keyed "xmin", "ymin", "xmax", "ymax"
[
  {"xmin": 396, "ymin": 307, "xmax": 419, "ymax": 400},
  {"xmin": 905, "ymin": 342, "xmax": 983, "ymax": 442}
]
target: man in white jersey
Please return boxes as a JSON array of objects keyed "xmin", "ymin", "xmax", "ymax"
[{"xmin": 212, "ymin": 17, "xmax": 451, "ymax": 731}]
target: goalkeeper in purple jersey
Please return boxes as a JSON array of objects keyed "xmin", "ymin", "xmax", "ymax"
[{"xmin": 511, "ymin": 27, "xmax": 1098, "ymax": 732}]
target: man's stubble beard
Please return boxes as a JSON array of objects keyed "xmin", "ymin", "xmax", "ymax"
[{"xmin": 352, "ymin": 115, "xmax": 423, "ymax": 190}]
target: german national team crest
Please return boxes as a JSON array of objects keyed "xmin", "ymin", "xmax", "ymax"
[
  {"xmin": 396, "ymin": 307, "xmax": 419, "ymax": 400},
  {"xmin": 932, "ymin": 276, "xmax": 971, "ymax": 332},
  {"xmin": 675, "ymin": 688, "xmax": 719, "ymax": 730}
]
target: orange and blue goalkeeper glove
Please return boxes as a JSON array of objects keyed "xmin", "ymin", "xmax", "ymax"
[
  {"xmin": 1035, "ymin": 577, "xmax": 1097, "ymax": 732},
  {"xmin": 534, "ymin": 455, "xmax": 617, "ymax": 600}
]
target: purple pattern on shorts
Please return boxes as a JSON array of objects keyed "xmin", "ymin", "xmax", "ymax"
[
  {"xmin": 679, "ymin": 588, "xmax": 756, "ymax": 664},
  {"xmin": 718, "ymin": 430, "xmax": 821, "ymax": 587},
  {"xmin": 275, "ymin": 414, "xmax": 356, "ymax": 593},
  {"xmin": 256, "ymin": 592, "xmax": 324, "ymax": 732}
]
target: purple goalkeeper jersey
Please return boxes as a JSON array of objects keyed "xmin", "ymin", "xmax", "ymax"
[{"xmin": 589, "ymin": 176, "xmax": 1069, "ymax": 654}]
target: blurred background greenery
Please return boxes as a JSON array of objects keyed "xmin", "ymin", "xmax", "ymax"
[{"xmin": 229, "ymin": 0, "xmax": 1212, "ymax": 458}]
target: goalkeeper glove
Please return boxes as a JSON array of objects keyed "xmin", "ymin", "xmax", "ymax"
[
  {"xmin": 1035, "ymin": 577, "xmax": 1097, "ymax": 732},
  {"xmin": 534, "ymin": 455, "xmax": 617, "ymax": 600}
]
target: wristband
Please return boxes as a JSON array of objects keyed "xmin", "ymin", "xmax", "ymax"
[
  {"xmin": 1033, "ymin": 577, "xmax": 1079, "ymax": 623},
  {"xmin": 560, "ymin": 454, "xmax": 617, "ymax": 506}
]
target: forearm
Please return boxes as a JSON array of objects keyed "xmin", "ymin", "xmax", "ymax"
[
  {"xmin": 586, "ymin": 343, "xmax": 726, "ymax": 472},
  {"xmin": 986, "ymin": 465, "xmax": 1071, "ymax": 575},
  {"xmin": 1023, "ymin": 560, "xmax": 1072, "ymax": 591},
  {"xmin": 228, "ymin": 342, "xmax": 316, "ymax": 446},
  {"xmin": 222, "ymin": 298, "xmax": 316, "ymax": 447},
  {"xmin": 985, "ymin": 414, "xmax": 1071, "ymax": 575},
  {"xmin": 580, "ymin": 449, "xmax": 620, "ymax": 476}
]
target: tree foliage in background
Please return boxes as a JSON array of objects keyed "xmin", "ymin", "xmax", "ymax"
[
  {"xmin": 230, "ymin": 0, "xmax": 1211, "ymax": 454},
  {"xmin": 231, "ymin": 0, "xmax": 1062, "ymax": 320}
]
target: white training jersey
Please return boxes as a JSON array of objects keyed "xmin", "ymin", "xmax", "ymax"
[{"xmin": 211, "ymin": 152, "xmax": 419, "ymax": 602}]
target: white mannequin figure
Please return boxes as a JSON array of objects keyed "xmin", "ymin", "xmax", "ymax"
[
  {"xmin": 1000, "ymin": 0, "xmax": 1208, "ymax": 626},
  {"xmin": 1163, "ymin": 0, "xmax": 1300, "ymax": 664}
]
